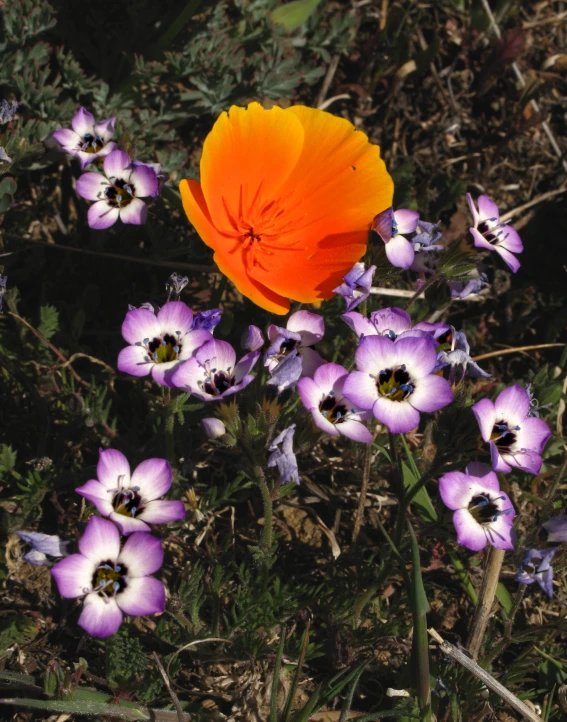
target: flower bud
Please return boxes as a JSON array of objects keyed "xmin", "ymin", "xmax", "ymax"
[{"xmin": 201, "ymin": 417, "xmax": 226, "ymax": 439}]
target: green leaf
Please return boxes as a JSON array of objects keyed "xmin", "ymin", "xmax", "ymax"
[
  {"xmin": 0, "ymin": 177, "xmax": 17, "ymax": 195},
  {"xmin": 495, "ymin": 582, "xmax": 513, "ymax": 614},
  {"xmin": 402, "ymin": 462, "xmax": 437, "ymax": 524},
  {"xmin": 0, "ymin": 697, "xmax": 149, "ymax": 720},
  {"xmin": 272, "ymin": 0, "xmax": 322, "ymax": 32},
  {"xmin": 0, "ymin": 194, "xmax": 13, "ymax": 213},
  {"xmin": 38, "ymin": 304, "xmax": 60, "ymax": 340}
]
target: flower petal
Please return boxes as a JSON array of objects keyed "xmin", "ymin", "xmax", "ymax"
[
  {"xmin": 495, "ymin": 246, "xmax": 521, "ymax": 273},
  {"xmin": 372, "ymin": 397, "xmax": 420, "ymax": 433},
  {"xmin": 409, "ymin": 374, "xmax": 453, "ymax": 413},
  {"xmin": 298, "ymin": 377, "xmax": 324, "ymax": 409},
  {"xmin": 393, "ymin": 209, "xmax": 419, "ymax": 234},
  {"xmin": 51, "ymin": 554, "xmax": 95, "ymax": 598},
  {"xmin": 313, "ymin": 362, "xmax": 348, "ymax": 391},
  {"xmin": 117, "ymin": 344, "xmax": 152, "ymax": 377},
  {"xmin": 495, "ymin": 384, "xmax": 530, "ymax": 425},
  {"xmin": 121, "ymin": 308, "xmax": 160, "ymax": 344},
  {"xmin": 471, "ymin": 398, "xmax": 496, "ymax": 442},
  {"xmin": 234, "ymin": 350, "xmax": 260, "ymax": 382},
  {"xmin": 178, "ymin": 329, "xmax": 214, "ymax": 359},
  {"xmin": 138, "ymin": 500, "xmax": 186, "ymax": 524},
  {"xmin": 490, "ymin": 441, "xmax": 512, "ymax": 472},
  {"xmin": 120, "ymin": 198, "xmax": 148, "ymax": 225},
  {"xmin": 170, "ymin": 358, "xmax": 199, "ymax": 394},
  {"xmin": 355, "ymin": 334, "xmax": 397, "ymax": 373},
  {"xmin": 370, "ymin": 307, "xmax": 412, "ymax": 336},
  {"xmin": 439, "ymin": 472, "xmax": 476, "ymax": 510},
  {"xmin": 93, "ymin": 116, "xmax": 116, "ymax": 143},
  {"xmin": 338, "ymin": 419, "xmax": 372, "ymax": 443},
  {"xmin": 452, "ymin": 509, "xmax": 487, "ymax": 551},
  {"xmin": 195, "ymin": 339, "xmax": 236, "ymax": 372},
  {"xmin": 300, "ymin": 347, "xmax": 325, "ymax": 378},
  {"xmin": 341, "ymin": 312, "xmax": 377, "ymax": 338},
  {"xmin": 130, "ymin": 458, "xmax": 172, "ymax": 501},
  {"xmin": 287, "ymin": 310, "xmax": 324, "ymax": 346},
  {"xmin": 385, "ymin": 234, "xmax": 415, "ymax": 269},
  {"xmin": 515, "ymin": 416, "xmax": 551, "ymax": 455},
  {"xmin": 151, "ymin": 360, "xmax": 182, "ymax": 388},
  {"xmin": 109, "ymin": 513, "xmax": 151, "ymax": 535},
  {"xmin": 75, "ymin": 479, "xmax": 114, "ymax": 516},
  {"xmin": 485, "ymin": 516, "xmax": 515, "ymax": 551},
  {"xmin": 72, "ymin": 108, "xmax": 95, "ymax": 137},
  {"xmin": 79, "ymin": 594, "xmax": 123, "ymax": 637},
  {"xmin": 157, "ymin": 301, "xmax": 193, "ymax": 334},
  {"xmin": 501, "ymin": 448, "xmax": 543, "ymax": 475},
  {"xmin": 88, "ymin": 201, "xmax": 119, "ymax": 230},
  {"xmin": 97, "ymin": 449, "xmax": 131, "ymax": 490},
  {"xmin": 103, "ymin": 150, "xmax": 132, "ymax": 180},
  {"xmin": 53, "ymin": 128, "xmax": 79, "ymax": 147},
  {"xmin": 476, "ymin": 195, "xmax": 500, "ymax": 224},
  {"xmin": 130, "ymin": 164, "xmax": 158, "ymax": 198},
  {"xmin": 79, "ymin": 516, "xmax": 121, "ymax": 563},
  {"xmin": 342, "ymin": 370, "xmax": 378, "ymax": 410},
  {"xmin": 117, "ymin": 576, "xmax": 165, "ymax": 617},
  {"xmin": 76, "ymin": 172, "xmax": 110, "ymax": 201},
  {"xmin": 393, "ymin": 336, "xmax": 438, "ymax": 378},
  {"xmin": 311, "ymin": 409, "xmax": 340, "ymax": 436},
  {"xmin": 118, "ymin": 533, "xmax": 163, "ymax": 577}
]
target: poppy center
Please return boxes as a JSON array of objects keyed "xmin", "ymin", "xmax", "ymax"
[
  {"xmin": 203, "ymin": 369, "xmax": 235, "ymax": 396},
  {"xmin": 112, "ymin": 488, "xmax": 144, "ymax": 518},
  {"xmin": 319, "ymin": 393, "xmax": 349, "ymax": 424},
  {"xmin": 377, "ymin": 366, "xmax": 414, "ymax": 402},
  {"xmin": 92, "ymin": 560, "xmax": 128, "ymax": 597},
  {"xmin": 81, "ymin": 133, "xmax": 104, "ymax": 153},
  {"xmin": 147, "ymin": 334, "xmax": 181, "ymax": 363},
  {"xmin": 469, "ymin": 494, "xmax": 501, "ymax": 525},
  {"xmin": 105, "ymin": 178, "xmax": 134, "ymax": 208},
  {"xmin": 490, "ymin": 420, "xmax": 518, "ymax": 449}
]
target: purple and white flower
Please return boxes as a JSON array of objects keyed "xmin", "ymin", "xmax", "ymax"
[
  {"xmin": 193, "ymin": 308, "xmax": 222, "ymax": 333},
  {"xmin": 543, "ymin": 516, "xmax": 567, "ymax": 543},
  {"xmin": 436, "ymin": 328, "xmax": 491, "ymax": 387},
  {"xmin": 515, "ymin": 547, "xmax": 557, "ymax": 598},
  {"xmin": 51, "ymin": 517, "xmax": 165, "ymax": 638},
  {"xmin": 466, "ymin": 194, "xmax": 523, "ymax": 273},
  {"xmin": 342, "ymin": 306, "xmax": 449, "ymax": 343},
  {"xmin": 16, "ymin": 531, "xmax": 71, "ymax": 568},
  {"xmin": 241, "ymin": 325, "xmax": 264, "ymax": 352},
  {"xmin": 411, "ymin": 220, "xmax": 443, "ymax": 253},
  {"xmin": 117, "ymin": 301, "xmax": 212, "ymax": 387},
  {"xmin": 265, "ymin": 310, "xmax": 325, "ymax": 388},
  {"xmin": 449, "ymin": 272, "xmax": 488, "ymax": 300},
  {"xmin": 171, "ymin": 339, "xmax": 260, "ymax": 401},
  {"xmin": 332, "ymin": 262, "xmax": 376, "ymax": 313},
  {"xmin": 373, "ymin": 207, "xmax": 420, "ymax": 269},
  {"xmin": 201, "ymin": 417, "xmax": 227, "ymax": 439},
  {"xmin": 76, "ymin": 150, "xmax": 158, "ymax": 229},
  {"xmin": 298, "ymin": 363, "xmax": 372, "ymax": 444},
  {"xmin": 439, "ymin": 463, "xmax": 516, "ymax": 551},
  {"xmin": 268, "ymin": 424, "xmax": 300, "ymax": 485},
  {"xmin": 342, "ymin": 335, "xmax": 453, "ymax": 434},
  {"xmin": 53, "ymin": 107, "xmax": 117, "ymax": 169},
  {"xmin": 472, "ymin": 384, "xmax": 551, "ymax": 475},
  {"xmin": 76, "ymin": 449, "xmax": 186, "ymax": 535}
]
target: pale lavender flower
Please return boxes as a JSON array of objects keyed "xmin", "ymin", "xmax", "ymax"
[
  {"xmin": 0, "ymin": 99, "xmax": 18, "ymax": 124},
  {"xmin": 268, "ymin": 424, "xmax": 300, "ymax": 485},
  {"xmin": 267, "ymin": 353, "xmax": 304, "ymax": 393},
  {"xmin": 53, "ymin": 107, "xmax": 116, "ymax": 169},
  {"xmin": 76, "ymin": 449, "xmax": 186, "ymax": 535},
  {"xmin": 117, "ymin": 301, "xmax": 212, "ymax": 387},
  {"xmin": 449, "ymin": 272, "xmax": 488, "ymax": 299},
  {"xmin": 265, "ymin": 310, "xmax": 325, "ymax": 389},
  {"xmin": 332, "ymin": 262, "xmax": 376, "ymax": 312},
  {"xmin": 193, "ymin": 308, "xmax": 222, "ymax": 333},
  {"xmin": 342, "ymin": 306, "xmax": 449, "ymax": 344},
  {"xmin": 342, "ymin": 335, "xmax": 453, "ymax": 434},
  {"xmin": 132, "ymin": 161, "xmax": 168, "ymax": 197},
  {"xmin": 515, "ymin": 548, "xmax": 557, "ymax": 598},
  {"xmin": 439, "ymin": 463, "xmax": 516, "ymax": 551},
  {"xmin": 467, "ymin": 194, "xmax": 523, "ymax": 273},
  {"xmin": 165, "ymin": 273, "xmax": 189, "ymax": 301},
  {"xmin": 298, "ymin": 363, "xmax": 372, "ymax": 443},
  {"xmin": 201, "ymin": 418, "xmax": 226, "ymax": 439},
  {"xmin": 171, "ymin": 339, "xmax": 260, "ymax": 401},
  {"xmin": 436, "ymin": 328, "xmax": 491, "ymax": 386},
  {"xmin": 412, "ymin": 220, "xmax": 443, "ymax": 252},
  {"xmin": 543, "ymin": 516, "xmax": 567, "ymax": 543},
  {"xmin": 241, "ymin": 325, "xmax": 264, "ymax": 352},
  {"xmin": 472, "ymin": 384, "xmax": 551, "ymax": 475},
  {"xmin": 51, "ymin": 517, "xmax": 165, "ymax": 638},
  {"xmin": 76, "ymin": 150, "xmax": 158, "ymax": 229},
  {"xmin": 373, "ymin": 207, "xmax": 420, "ymax": 269},
  {"xmin": 16, "ymin": 531, "xmax": 71, "ymax": 567}
]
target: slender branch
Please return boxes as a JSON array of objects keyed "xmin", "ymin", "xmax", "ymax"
[
  {"xmin": 428, "ymin": 628, "xmax": 543, "ymax": 722},
  {"xmin": 151, "ymin": 652, "xmax": 185, "ymax": 722},
  {"xmin": 352, "ymin": 442, "xmax": 373, "ymax": 543},
  {"xmin": 369, "ymin": 286, "xmax": 416, "ymax": 299},
  {"xmin": 473, "ymin": 343, "xmax": 564, "ymax": 362},
  {"xmin": 404, "ymin": 272, "xmax": 440, "ymax": 311},
  {"xmin": 481, "ymin": 584, "xmax": 526, "ymax": 667},
  {"xmin": 467, "ymin": 547, "xmax": 506, "ymax": 660}
]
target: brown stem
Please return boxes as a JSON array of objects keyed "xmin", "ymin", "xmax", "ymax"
[
  {"xmin": 467, "ymin": 547, "xmax": 506, "ymax": 660},
  {"xmin": 352, "ymin": 442, "xmax": 372, "ymax": 543}
]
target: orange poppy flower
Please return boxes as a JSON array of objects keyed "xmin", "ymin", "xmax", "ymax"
[{"xmin": 179, "ymin": 102, "xmax": 393, "ymax": 314}]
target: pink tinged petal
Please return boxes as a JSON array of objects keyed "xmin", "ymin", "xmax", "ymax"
[
  {"xmin": 495, "ymin": 384, "xmax": 530, "ymax": 425},
  {"xmin": 130, "ymin": 458, "xmax": 172, "ymax": 500},
  {"xmin": 313, "ymin": 362, "xmax": 348, "ymax": 391},
  {"xmin": 372, "ymin": 397, "xmax": 420, "ymax": 434},
  {"xmin": 393, "ymin": 208, "xmax": 420, "ymax": 234},
  {"xmin": 490, "ymin": 441, "xmax": 512, "ymax": 472},
  {"xmin": 515, "ymin": 417, "xmax": 551, "ymax": 455},
  {"xmin": 370, "ymin": 307, "xmax": 412, "ymax": 336},
  {"xmin": 393, "ymin": 336, "xmax": 438, "ymax": 378},
  {"xmin": 452, "ymin": 509, "xmax": 487, "ymax": 551},
  {"xmin": 466, "ymin": 193, "xmax": 479, "ymax": 227},
  {"xmin": 79, "ymin": 594, "xmax": 123, "ymax": 637},
  {"xmin": 242, "ymin": 325, "xmax": 264, "ymax": 351},
  {"xmin": 355, "ymin": 334, "xmax": 397, "ymax": 373},
  {"xmin": 195, "ymin": 339, "xmax": 236, "ymax": 372},
  {"xmin": 94, "ymin": 141, "xmax": 117, "ymax": 158},
  {"xmin": 97, "ymin": 449, "xmax": 131, "ymax": 490},
  {"xmin": 75, "ymin": 480, "xmax": 114, "ymax": 516},
  {"xmin": 178, "ymin": 330, "xmax": 214, "ymax": 359},
  {"xmin": 151, "ymin": 360, "xmax": 181, "ymax": 388},
  {"xmin": 88, "ymin": 201, "xmax": 119, "ymax": 230},
  {"xmin": 93, "ymin": 116, "xmax": 116, "ymax": 143},
  {"xmin": 234, "ymin": 351, "xmax": 260, "ymax": 382},
  {"xmin": 298, "ymin": 376, "xmax": 324, "ymax": 410},
  {"xmin": 170, "ymin": 358, "xmax": 199, "ymax": 393},
  {"xmin": 77, "ymin": 150, "xmax": 101, "ymax": 170},
  {"xmin": 439, "ymin": 472, "xmax": 477, "ymax": 510},
  {"xmin": 501, "ymin": 448, "xmax": 543, "ymax": 475},
  {"xmin": 300, "ymin": 347, "xmax": 325, "ymax": 378},
  {"xmin": 79, "ymin": 516, "xmax": 120, "ymax": 563},
  {"xmin": 476, "ymin": 195, "xmax": 500, "ymax": 224},
  {"xmin": 157, "ymin": 301, "xmax": 193, "ymax": 335},
  {"xmin": 121, "ymin": 307, "xmax": 160, "ymax": 344},
  {"xmin": 486, "ymin": 516, "xmax": 515, "ymax": 551},
  {"xmin": 103, "ymin": 150, "xmax": 131, "ymax": 180},
  {"xmin": 341, "ymin": 312, "xmax": 377, "ymax": 338},
  {"xmin": 385, "ymin": 234, "xmax": 415, "ymax": 269},
  {"xmin": 53, "ymin": 128, "xmax": 80, "ymax": 147},
  {"xmin": 72, "ymin": 107, "xmax": 95, "ymax": 137},
  {"xmin": 287, "ymin": 310, "xmax": 324, "ymax": 346},
  {"xmin": 311, "ymin": 409, "xmax": 340, "ymax": 436},
  {"xmin": 495, "ymin": 246, "xmax": 521, "ymax": 273},
  {"xmin": 342, "ymin": 370, "xmax": 377, "ymax": 410},
  {"xmin": 76, "ymin": 172, "xmax": 110, "ymax": 201},
  {"xmin": 130, "ymin": 164, "xmax": 158, "ymax": 198},
  {"xmin": 409, "ymin": 374, "xmax": 453, "ymax": 413},
  {"xmin": 471, "ymin": 398, "xmax": 496, "ymax": 442},
  {"xmin": 117, "ymin": 576, "xmax": 165, "ymax": 617},
  {"xmin": 109, "ymin": 513, "xmax": 151, "ymax": 535},
  {"xmin": 138, "ymin": 500, "xmax": 186, "ymax": 524},
  {"xmin": 119, "ymin": 532, "xmax": 163, "ymax": 577},
  {"xmin": 337, "ymin": 419, "xmax": 372, "ymax": 443},
  {"xmin": 469, "ymin": 228, "xmax": 496, "ymax": 252},
  {"xmin": 499, "ymin": 225, "xmax": 523, "ymax": 253},
  {"xmin": 219, "ymin": 374, "xmax": 255, "ymax": 398},
  {"xmin": 464, "ymin": 462, "xmax": 495, "ymax": 481},
  {"xmin": 119, "ymin": 198, "xmax": 147, "ymax": 225},
  {"xmin": 117, "ymin": 345, "xmax": 152, "ymax": 377},
  {"xmin": 51, "ymin": 554, "xmax": 95, "ymax": 598}
]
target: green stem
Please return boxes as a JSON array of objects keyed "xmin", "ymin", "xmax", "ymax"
[
  {"xmin": 389, "ymin": 431, "xmax": 406, "ymax": 547},
  {"xmin": 404, "ymin": 271, "xmax": 440, "ymax": 311},
  {"xmin": 164, "ymin": 404, "xmax": 175, "ymax": 465},
  {"xmin": 256, "ymin": 465, "xmax": 275, "ymax": 578}
]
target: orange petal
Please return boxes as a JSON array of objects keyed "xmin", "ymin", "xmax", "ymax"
[
  {"xmin": 179, "ymin": 179, "xmax": 290, "ymax": 314},
  {"xmin": 200, "ymin": 102, "xmax": 305, "ymax": 235}
]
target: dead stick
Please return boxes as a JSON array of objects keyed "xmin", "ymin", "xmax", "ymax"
[
  {"xmin": 352, "ymin": 442, "xmax": 373, "ymax": 543},
  {"xmin": 473, "ymin": 343, "xmax": 565, "ymax": 362},
  {"xmin": 467, "ymin": 547, "xmax": 505, "ymax": 660},
  {"xmin": 151, "ymin": 652, "xmax": 188, "ymax": 722},
  {"xmin": 428, "ymin": 628, "xmax": 543, "ymax": 722}
]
